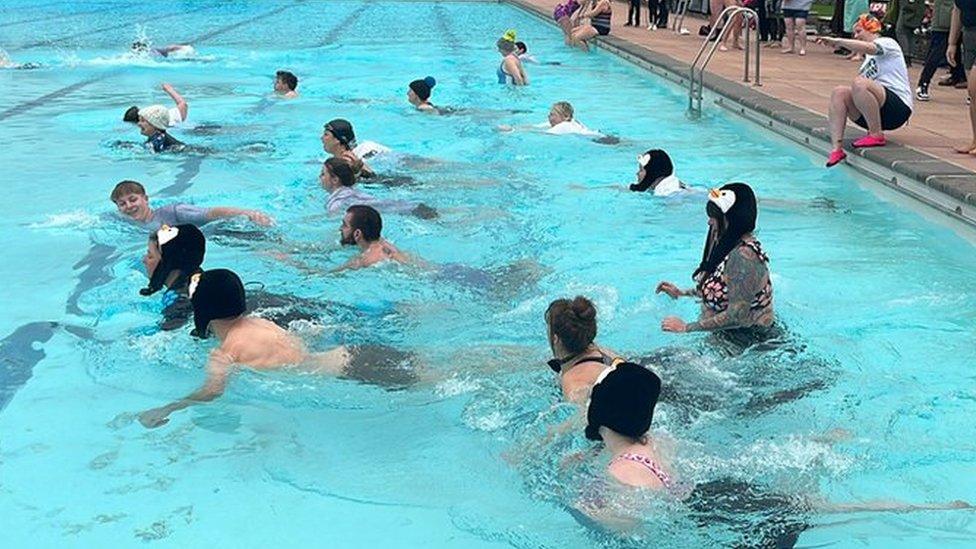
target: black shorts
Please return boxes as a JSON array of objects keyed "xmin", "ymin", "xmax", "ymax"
[
  {"xmin": 854, "ymin": 86, "xmax": 912, "ymax": 131},
  {"xmin": 595, "ymin": 25, "xmax": 610, "ymax": 36}
]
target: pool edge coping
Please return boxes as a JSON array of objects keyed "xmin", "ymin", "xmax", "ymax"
[{"xmin": 502, "ymin": 0, "xmax": 976, "ymax": 226}]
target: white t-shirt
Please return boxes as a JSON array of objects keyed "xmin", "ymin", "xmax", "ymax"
[
  {"xmin": 167, "ymin": 107, "xmax": 183, "ymax": 127},
  {"xmin": 536, "ymin": 120, "xmax": 600, "ymax": 136},
  {"xmin": 353, "ymin": 140, "xmax": 391, "ymax": 159},
  {"xmin": 858, "ymin": 37, "xmax": 913, "ymax": 110},
  {"xmin": 652, "ymin": 174, "xmax": 684, "ymax": 197}
]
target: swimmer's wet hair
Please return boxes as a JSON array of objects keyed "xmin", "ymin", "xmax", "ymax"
[
  {"xmin": 123, "ymin": 106, "xmax": 140, "ymax": 123},
  {"xmin": 515, "ymin": 41, "xmax": 527, "ymax": 53},
  {"xmin": 546, "ymin": 296, "xmax": 597, "ymax": 354},
  {"xmin": 276, "ymin": 70, "xmax": 298, "ymax": 91},
  {"xmin": 325, "ymin": 157, "xmax": 356, "ymax": 187},
  {"xmin": 111, "ymin": 180, "xmax": 147, "ymax": 202},
  {"xmin": 551, "ymin": 101, "xmax": 574, "ymax": 121},
  {"xmin": 346, "ymin": 205, "xmax": 382, "ymax": 242}
]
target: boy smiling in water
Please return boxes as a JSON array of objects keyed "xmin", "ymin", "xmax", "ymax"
[{"xmin": 110, "ymin": 180, "xmax": 274, "ymax": 231}]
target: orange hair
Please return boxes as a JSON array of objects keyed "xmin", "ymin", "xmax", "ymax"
[{"xmin": 856, "ymin": 14, "xmax": 882, "ymax": 34}]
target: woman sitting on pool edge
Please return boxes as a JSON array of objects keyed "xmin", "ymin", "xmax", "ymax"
[
  {"xmin": 570, "ymin": 0, "xmax": 613, "ymax": 51},
  {"xmin": 816, "ymin": 14, "xmax": 913, "ymax": 167},
  {"xmin": 656, "ymin": 183, "xmax": 774, "ymax": 336},
  {"xmin": 407, "ymin": 76, "xmax": 437, "ymax": 112},
  {"xmin": 497, "ymin": 30, "xmax": 528, "ymax": 85},
  {"xmin": 545, "ymin": 296, "xmax": 620, "ymax": 404}
]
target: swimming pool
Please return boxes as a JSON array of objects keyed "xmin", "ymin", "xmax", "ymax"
[{"xmin": 2, "ymin": 0, "xmax": 976, "ymax": 546}]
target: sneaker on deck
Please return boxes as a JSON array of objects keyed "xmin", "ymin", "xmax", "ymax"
[
  {"xmin": 826, "ymin": 149, "xmax": 847, "ymax": 167},
  {"xmin": 915, "ymin": 85, "xmax": 930, "ymax": 102}
]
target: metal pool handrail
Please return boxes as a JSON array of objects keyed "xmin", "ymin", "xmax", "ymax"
[
  {"xmin": 688, "ymin": 6, "xmax": 761, "ymax": 118},
  {"xmin": 671, "ymin": 0, "xmax": 690, "ymax": 34}
]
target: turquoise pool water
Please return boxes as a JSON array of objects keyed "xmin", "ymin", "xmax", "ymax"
[{"xmin": 2, "ymin": 1, "xmax": 976, "ymax": 546}]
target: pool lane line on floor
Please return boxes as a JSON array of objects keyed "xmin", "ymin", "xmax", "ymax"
[
  {"xmin": 504, "ymin": 0, "xmax": 976, "ymax": 227},
  {"xmin": 309, "ymin": 1, "xmax": 371, "ymax": 48},
  {"xmin": 0, "ymin": 2, "xmax": 302, "ymax": 123},
  {"xmin": 181, "ymin": 1, "xmax": 303, "ymax": 45},
  {"xmin": 11, "ymin": 2, "xmax": 221, "ymax": 51},
  {"xmin": 0, "ymin": 3, "xmax": 137, "ymax": 29}
]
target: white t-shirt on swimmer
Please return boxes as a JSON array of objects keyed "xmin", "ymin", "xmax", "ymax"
[
  {"xmin": 167, "ymin": 107, "xmax": 184, "ymax": 127},
  {"xmin": 652, "ymin": 174, "xmax": 684, "ymax": 197},
  {"xmin": 353, "ymin": 140, "xmax": 391, "ymax": 159},
  {"xmin": 535, "ymin": 120, "xmax": 600, "ymax": 136},
  {"xmin": 858, "ymin": 37, "xmax": 913, "ymax": 111}
]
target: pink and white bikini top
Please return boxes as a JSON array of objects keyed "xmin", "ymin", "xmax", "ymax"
[{"xmin": 609, "ymin": 452, "xmax": 674, "ymax": 489}]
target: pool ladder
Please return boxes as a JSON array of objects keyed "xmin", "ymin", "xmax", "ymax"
[{"xmin": 688, "ymin": 6, "xmax": 761, "ymax": 119}]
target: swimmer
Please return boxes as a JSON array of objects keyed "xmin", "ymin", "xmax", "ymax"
[
  {"xmin": 123, "ymin": 83, "xmax": 188, "ymax": 128},
  {"xmin": 111, "ymin": 180, "xmax": 274, "ymax": 231},
  {"xmin": 322, "ymin": 118, "xmax": 379, "ymax": 179},
  {"xmin": 131, "ymin": 40, "xmax": 195, "ymax": 58},
  {"xmin": 656, "ymin": 183, "xmax": 774, "ymax": 334},
  {"xmin": 0, "ymin": 48, "xmax": 40, "ymax": 70},
  {"xmin": 133, "ymin": 105, "xmax": 185, "ymax": 153},
  {"xmin": 319, "ymin": 158, "xmax": 437, "ymax": 219},
  {"xmin": 545, "ymin": 296, "xmax": 621, "ymax": 404},
  {"xmin": 140, "ymin": 225, "xmax": 205, "ymax": 330},
  {"xmin": 515, "ymin": 41, "xmax": 561, "ymax": 65},
  {"xmin": 407, "ymin": 76, "xmax": 437, "ymax": 112},
  {"xmin": 333, "ymin": 205, "xmax": 412, "ymax": 272},
  {"xmin": 137, "ymin": 269, "xmax": 418, "ymax": 428},
  {"xmin": 498, "ymin": 102, "xmax": 601, "ymax": 138},
  {"xmin": 582, "ymin": 361, "xmax": 674, "ymax": 491},
  {"xmin": 630, "ymin": 149, "xmax": 687, "ymax": 196},
  {"xmin": 274, "ymin": 70, "xmax": 299, "ymax": 99},
  {"xmin": 553, "ymin": 0, "xmax": 582, "ymax": 44},
  {"xmin": 497, "ymin": 30, "xmax": 528, "ymax": 85}
]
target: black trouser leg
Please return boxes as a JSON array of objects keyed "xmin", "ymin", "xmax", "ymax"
[
  {"xmin": 757, "ymin": 1, "xmax": 769, "ymax": 41},
  {"xmin": 628, "ymin": 0, "xmax": 640, "ymax": 25},
  {"xmin": 648, "ymin": 0, "xmax": 659, "ymax": 27},
  {"xmin": 919, "ymin": 31, "xmax": 948, "ymax": 87},
  {"xmin": 657, "ymin": 0, "xmax": 669, "ymax": 28}
]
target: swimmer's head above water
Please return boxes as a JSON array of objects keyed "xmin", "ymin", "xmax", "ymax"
[
  {"xmin": 515, "ymin": 41, "xmax": 528, "ymax": 55},
  {"xmin": 340, "ymin": 205, "xmax": 382, "ymax": 246},
  {"xmin": 274, "ymin": 70, "xmax": 298, "ymax": 97},
  {"xmin": 407, "ymin": 76, "xmax": 436, "ymax": 107},
  {"xmin": 322, "ymin": 119, "xmax": 357, "ymax": 153},
  {"xmin": 694, "ymin": 182, "xmax": 758, "ymax": 282},
  {"xmin": 585, "ymin": 361, "xmax": 662, "ymax": 442},
  {"xmin": 320, "ymin": 157, "xmax": 356, "ymax": 192},
  {"xmin": 548, "ymin": 101, "xmax": 574, "ymax": 127},
  {"xmin": 545, "ymin": 296, "xmax": 597, "ymax": 372},
  {"xmin": 142, "ymin": 223, "xmax": 206, "ymax": 296},
  {"xmin": 631, "ymin": 149, "xmax": 675, "ymax": 192},
  {"xmin": 111, "ymin": 180, "xmax": 151, "ymax": 221},
  {"xmin": 188, "ymin": 268, "xmax": 246, "ymax": 338},
  {"xmin": 135, "ymin": 104, "xmax": 169, "ymax": 136},
  {"xmin": 497, "ymin": 30, "xmax": 517, "ymax": 55},
  {"xmin": 131, "ymin": 40, "xmax": 150, "ymax": 54}
]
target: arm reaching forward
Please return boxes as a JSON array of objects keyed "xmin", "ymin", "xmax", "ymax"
[{"xmin": 138, "ymin": 349, "xmax": 233, "ymax": 428}]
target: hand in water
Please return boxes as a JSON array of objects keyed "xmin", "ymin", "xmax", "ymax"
[
  {"xmin": 655, "ymin": 281, "xmax": 683, "ymax": 299},
  {"xmin": 247, "ymin": 211, "xmax": 275, "ymax": 226},
  {"xmin": 139, "ymin": 407, "xmax": 171, "ymax": 428},
  {"xmin": 661, "ymin": 316, "xmax": 688, "ymax": 333}
]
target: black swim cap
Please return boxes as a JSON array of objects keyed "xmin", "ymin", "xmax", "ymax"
[
  {"xmin": 325, "ymin": 119, "xmax": 357, "ymax": 148},
  {"xmin": 189, "ymin": 268, "xmax": 246, "ymax": 338},
  {"xmin": 409, "ymin": 76, "xmax": 437, "ymax": 101},
  {"xmin": 141, "ymin": 224, "xmax": 206, "ymax": 296},
  {"xmin": 585, "ymin": 362, "xmax": 662, "ymax": 441}
]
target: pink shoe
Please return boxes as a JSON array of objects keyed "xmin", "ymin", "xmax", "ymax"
[
  {"xmin": 852, "ymin": 134, "xmax": 886, "ymax": 148},
  {"xmin": 826, "ymin": 149, "xmax": 847, "ymax": 167}
]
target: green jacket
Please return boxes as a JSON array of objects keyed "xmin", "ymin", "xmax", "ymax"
[
  {"xmin": 932, "ymin": 0, "xmax": 954, "ymax": 32},
  {"xmin": 892, "ymin": 0, "xmax": 926, "ymax": 28}
]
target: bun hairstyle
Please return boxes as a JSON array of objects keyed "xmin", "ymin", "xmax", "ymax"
[
  {"xmin": 409, "ymin": 76, "xmax": 437, "ymax": 101},
  {"xmin": 630, "ymin": 149, "xmax": 674, "ymax": 192},
  {"xmin": 546, "ymin": 296, "xmax": 597, "ymax": 354}
]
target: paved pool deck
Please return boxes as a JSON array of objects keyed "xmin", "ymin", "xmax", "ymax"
[{"xmin": 506, "ymin": 0, "xmax": 976, "ymax": 221}]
